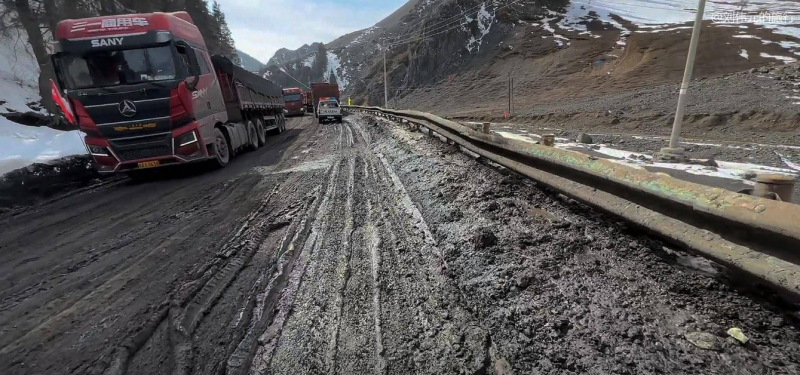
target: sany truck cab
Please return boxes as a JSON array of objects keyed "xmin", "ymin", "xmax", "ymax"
[
  {"xmin": 51, "ymin": 12, "xmax": 286, "ymax": 176},
  {"xmin": 282, "ymin": 87, "xmax": 305, "ymax": 116}
]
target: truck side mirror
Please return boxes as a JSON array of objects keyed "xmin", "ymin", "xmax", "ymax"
[{"xmin": 177, "ymin": 41, "xmax": 200, "ymax": 91}]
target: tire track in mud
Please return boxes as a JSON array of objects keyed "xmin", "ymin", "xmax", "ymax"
[
  {"xmin": 0, "ymin": 174, "xmax": 263, "ymax": 362},
  {"xmin": 364, "ymin": 158, "xmax": 387, "ymax": 375},
  {"xmin": 103, "ymin": 122, "xmax": 329, "ymax": 375},
  {"xmin": 223, "ymin": 158, "xmax": 342, "ymax": 375},
  {"xmin": 324, "ymin": 155, "xmax": 357, "ymax": 374},
  {"xmin": 243, "ymin": 157, "xmax": 343, "ymax": 374},
  {"xmin": 101, "ymin": 178, "xmax": 286, "ymax": 375}
]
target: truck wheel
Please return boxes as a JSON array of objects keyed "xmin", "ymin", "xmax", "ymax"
[
  {"xmin": 255, "ymin": 118, "xmax": 267, "ymax": 146},
  {"xmin": 246, "ymin": 121, "xmax": 260, "ymax": 151},
  {"xmin": 336, "ymin": 116, "xmax": 343, "ymax": 124},
  {"xmin": 213, "ymin": 128, "xmax": 230, "ymax": 168}
]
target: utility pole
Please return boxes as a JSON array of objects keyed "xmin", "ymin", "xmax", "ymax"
[
  {"xmin": 383, "ymin": 47, "xmax": 389, "ymax": 109},
  {"xmin": 508, "ymin": 73, "xmax": 511, "ymax": 116},
  {"xmin": 661, "ymin": 0, "xmax": 707, "ymax": 160}
]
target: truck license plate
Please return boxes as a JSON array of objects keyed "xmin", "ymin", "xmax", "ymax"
[{"xmin": 137, "ymin": 160, "xmax": 161, "ymax": 169}]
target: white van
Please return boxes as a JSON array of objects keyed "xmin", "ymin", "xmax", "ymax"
[{"xmin": 317, "ymin": 98, "xmax": 342, "ymax": 124}]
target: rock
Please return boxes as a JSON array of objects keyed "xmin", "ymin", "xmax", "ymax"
[
  {"xmin": 473, "ymin": 228, "xmax": 498, "ymax": 249},
  {"xmin": 576, "ymin": 133, "xmax": 593, "ymax": 144},
  {"xmin": 611, "ymin": 117, "xmax": 621, "ymax": 125},
  {"xmin": 771, "ymin": 317, "xmax": 785, "ymax": 327},
  {"xmin": 628, "ymin": 154, "xmax": 637, "ymax": 159},
  {"xmin": 700, "ymin": 158, "xmax": 719, "ymax": 167},
  {"xmin": 685, "ymin": 332, "xmax": 720, "ymax": 351},
  {"xmin": 637, "ymin": 155, "xmax": 649, "ymax": 161},
  {"xmin": 750, "ymin": 68, "xmax": 758, "ymax": 73},
  {"xmin": 485, "ymin": 201, "xmax": 500, "ymax": 212},
  {"xmin": 727, "ymin": 327, "xmax": 749, "ymax": 344},
  {"xmin": 515, "ymin": 270, "xmax": 534, "ymax": 288},
  {"xmin": 744, "ymin": 171, "xmax": 758, "ymax": 180}
]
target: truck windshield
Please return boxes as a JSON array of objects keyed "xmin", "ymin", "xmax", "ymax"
[
  {"xmin": 59, "ymin": 45, "xmax": 177, "ymax": 89},
  {"xmin": 284, "ymin": 94, "xmax": 301, "ymax": 102},
  {"xmin": 320, "ymin": 101, "xmax": 339, "ymax": 108}
]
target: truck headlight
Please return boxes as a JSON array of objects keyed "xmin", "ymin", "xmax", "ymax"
[
  {"xmin": 88, "ymin": 145, "xmax": 110, "ymax": 156},
  {"xmin": 176, "ymin": 131, "xmax": 198, "ymax": 147}
]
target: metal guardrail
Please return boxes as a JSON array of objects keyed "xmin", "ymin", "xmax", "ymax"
[{"xmin": 346, "ymin": 105, "xmax": 800, "ymax": 301}]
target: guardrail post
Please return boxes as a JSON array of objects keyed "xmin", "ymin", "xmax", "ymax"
[
  {"xmin": 542, "ymin": 134, "xmax": 555, "ymax": 147},
  {"xmin": 482, "ymin": 122, "xmax": 491, "ymax": 134}
]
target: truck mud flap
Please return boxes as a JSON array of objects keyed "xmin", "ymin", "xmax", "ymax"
[{"xmin": 222, "ymin": 123, "xmax": 249, "ymax": 152}]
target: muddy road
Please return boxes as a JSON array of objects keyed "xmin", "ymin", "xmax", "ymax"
[{"xmin": 1, "ymin": 114, "xmax": 799, "ymax": 375}]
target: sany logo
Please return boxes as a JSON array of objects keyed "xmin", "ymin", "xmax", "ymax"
[
  {"xmin": 191, "ymin": 88, "xmax": 208, "ymax": 100},
  {"xmin": 91, "ymin": 37, "xmax": 124, "ymax": 47}
]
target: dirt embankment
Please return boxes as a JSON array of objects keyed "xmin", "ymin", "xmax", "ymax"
[
  {"xmin": 394, "ymin": 21, "xmax": 800, "ymax": 145},
  {"xmin": 0, "ymin": 156, "xmax": 108, "ymax": 211}
]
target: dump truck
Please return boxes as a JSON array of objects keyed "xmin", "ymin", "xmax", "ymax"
[
  {"xmin": 282, "ymin": 87, "xmax": 305, "ymax": 116},
  {"xmin": 50, "ymin": 11, "xmax": 286, "ymax": 176},
  {"xmin": 310, "ymin": 82, "xmax": 339, "ymax": 117},
  {"xmin": 303, "ymin": 91, "xmax": 313, "ymax": 113}
]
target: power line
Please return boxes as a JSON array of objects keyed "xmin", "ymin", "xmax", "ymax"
[
  {"xmin": 388, "ymin": 0, "xmax": 527, "ymax": 47},
  {"xmin": 275, "ymin": 68, "xmax": 311, "ymax": 90},
  {"xmin": 391, "ymin": 0, "xmax": 504, "ymax": 44}
]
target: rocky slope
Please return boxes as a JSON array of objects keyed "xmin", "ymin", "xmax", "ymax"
[
  {"xmin": 266, "ymin": 0, "xmax": 800, "ymax": 140},
  {"xmin": 237, "ymin": 49, "xmax": 266, "ymax": 72}
]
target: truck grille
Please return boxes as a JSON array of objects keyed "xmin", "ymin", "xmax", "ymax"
[
  {"xmin": 117, "ymin": 145, "xmax": 172, "ymax": 161},
  {"xmin": 109, "ymin": 133, "xmax": 173, "ymax": 161}
]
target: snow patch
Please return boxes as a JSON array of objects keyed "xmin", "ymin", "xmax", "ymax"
[
  {"xmin": 760, "ymin": 52, "xmax": 797, "ymax": 63},
  {"xmin": 325, "ymin": 51, "xmax": 349, "ymax": 89},
  {"xmin": 740, "ymin": 49, "xmax": 749, "ymax": 59},
  {"xmin": 463, "ymin": 2, "xmax": 496, "ymax": 53},
  {"xmin": 0, "ymin": 116, "xmax": 85, "ymax": 176}
]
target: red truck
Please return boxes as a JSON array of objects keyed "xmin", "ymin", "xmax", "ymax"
[
  {"xmin": 50, "ymin": 12, "xmax": 286, "ymax": 176},
  {"xmin": 303, "ymin": 91, "xmax": 313, "ymax": 113},
  {"xmin": 282, "ymin": 87, "xmax": 305, "ymax": 116},
  {"xmin": 310, "ymin": 82, "xmax": 340, "ymax": 117}
]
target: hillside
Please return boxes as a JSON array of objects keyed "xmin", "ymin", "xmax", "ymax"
[
  {"xmin": 237, "ymin": 49, "xmax": 265, "ymax": 72},
  {"xmin": 264, "ymin": 0, "xmax": 800, "ymax": 141}
]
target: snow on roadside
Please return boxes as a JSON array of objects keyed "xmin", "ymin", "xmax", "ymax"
[
  {"xmin": 492, "ymin": 129, "xmax": 799, "ymax": 187},
  {"xmin": 0, "ymin": 7, "xmax": 85, "ymax": 176},
  {"xmin": 0, "ymin": 116, "xmax": 86, "ymax": 176}
]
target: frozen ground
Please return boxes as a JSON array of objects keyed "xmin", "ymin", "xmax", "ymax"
[
  {"xmin": 488, "ymin": 124, "xmax": 800, "ymax": 203},
  {"xmin": 2, "ymin": 114, "xmax": 798, "ymax": 375}
]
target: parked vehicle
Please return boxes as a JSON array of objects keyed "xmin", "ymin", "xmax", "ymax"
[
  {"xmin": 317, "ymin": 98, "xmax": 342, "ymax": 124},
  {"xmin": 282, "ymin": 87, "xmax": 305, "ymax": 116},
  {"xmin": 50, "ymin": 11, "xmax": 285, "ymax": 176},
  {"xmin": 310, "ymin": 82, "xmax": 339, "ymax": 117},
  {"xmin": 303, "ymin": 91, "xmax": 314, "ymax": 113}
]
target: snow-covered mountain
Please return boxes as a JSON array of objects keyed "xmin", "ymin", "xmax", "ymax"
[{"xmin": 264, "ymin": 0, "xmax": 800, "ymax": 106}]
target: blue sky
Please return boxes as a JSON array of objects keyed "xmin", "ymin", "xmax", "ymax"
[{"xmin": 217, "ymin": 0, "xmax": 407, "ymax": 63}]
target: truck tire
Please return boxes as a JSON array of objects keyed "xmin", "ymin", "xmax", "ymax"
[
  {"xmin": 336, "ymin": 116, "xmax": 343, "ymax": 124},
  {"xmin": 255, "ymin": 118, "xmax": 266, "ymax": 146},
  {"xmin": 246, "ymin": 121, "xmax": 260, "ymax": 151},
  {"xmin": 213, "ymin": 128, "xmax": 230, "ymax": 168}
]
